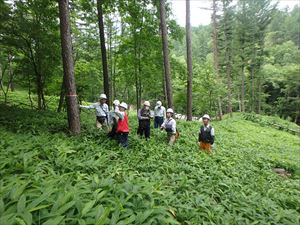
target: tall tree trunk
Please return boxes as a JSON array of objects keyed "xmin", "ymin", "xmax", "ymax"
[
  {"xmin": 212, "ymin": 0, "xmax": 223, "ymax": 120},
  {"xmin": 186, "ymin": 0, "xmax": 193, "ymax": 121},
  {"xmin": 223, "ymin": 2, "xmax": 232, "ymax": 117},
  {"xmin": 241, "ymin": 63, "xmax": 245, "ymax": 112},
  {"xmin": 57, "ymin": 78, "xmax": 65, "ymax": 112},
  {"xmin": 159, "ymin": 0, "xmax": 173, "ymax": 108},
  {"xmin": 58, "ymin": 0, "xmax": 81, "ymax": 134},
  {"xmin": 257, "ymin": 77, "xmax": 262, "ymax": 114},
  {"xmin": 251, "ymin": 65, "xmax": 255, "ymax": 112},
  {"xmin": 97, "ymin": 0, "xmax": 110, "ymax": 104}
]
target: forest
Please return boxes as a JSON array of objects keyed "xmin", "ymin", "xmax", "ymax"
[
  {"xmin": 0, "ymin": 0, "xmax": 300, "ymax": 224},
  {"xmin": 1, "ymin": 0, "xmax": 299, "ymax": 128}
]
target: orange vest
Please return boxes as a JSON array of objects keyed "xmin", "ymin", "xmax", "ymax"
[{"xmin": 117, "ymin": 112, "xmax": 129, "ymax": 133}]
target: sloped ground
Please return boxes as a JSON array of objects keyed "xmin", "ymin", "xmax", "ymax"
[{"xmin": 0, "ymin": 92, "xmax": 299, "ymax": 224}]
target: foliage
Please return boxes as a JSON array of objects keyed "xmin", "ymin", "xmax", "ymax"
[{"xmin": 1, "ymin": 92, "xmax": 300, "ymax": 224}]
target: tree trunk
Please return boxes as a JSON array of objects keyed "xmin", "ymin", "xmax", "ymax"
[
  {"xmin": 159, "ymin": 0, "xmax": 173, "ymax": 108},
  {"xmin": 97, "ymin": 0, "xmax": 110, "ymax": 105},
  {"xmin": 257, "ymin": 77, "xmax": 261, "ymax": 114},
  {"xmin": 186, "ymin": 0, "xmax": 193, "ymax": 121},
  {"xmin": 57, "ymin": 78, "xmax": 65, "ymax": 112},
  {"xmin": 58, "ymin": 0, "xmax": 81, "ymax": 134},
  {"xmin": 223, "ymin": 3, "xmax": 232, "ymax": 117},
  {"xmin": 251, "ymin": 65, "xmax": 255, "ymax": 112},
  {"xmin": 212, "ymin": 0, "xmax": 223, "ymax": 120},
  {"xmin": 241, "ymin": 63, "xmax": 245, "ymax": 112}
]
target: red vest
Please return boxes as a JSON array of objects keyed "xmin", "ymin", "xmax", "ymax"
[{"xmin": 117, "ymin": 112, "xmax": 129, "ymax": 133}]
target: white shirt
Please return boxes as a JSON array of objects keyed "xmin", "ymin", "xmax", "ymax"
[
  {"xmin": 154, "ymin": 105, "xmax": 166, "ymax": 117},
  {"xmin": 80, "ymin": 102, "xmax": 109, "ymax": 117},
  {"xmin": 161, "ymin": 118, "xmax": 176, "ymax": 133}
]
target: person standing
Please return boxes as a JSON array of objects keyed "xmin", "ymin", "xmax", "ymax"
[
  {"xmin": 80, "ymin": 94, "xmax": 109, "ymax": 130},
  {"xmin": 137, "ymin": 101, "xmax": 152, "ymax": 139},
  {"xmin": 108, "ymin": 99, "xmax": 120, "ymax": 139},
  {"xmin": 161, "ymin": 108, "xmax": 177, "ymax": 145},
  {"xmin": 115, "ymin": 102, "xmax": 129, "ymax": 148},
  {"xmin": 154, "ymin": 101, "xmax": 166, "ymax": 128},
  {"xmin": 198, "ymin": 114, "xmax": 215, "ymax": 154}
]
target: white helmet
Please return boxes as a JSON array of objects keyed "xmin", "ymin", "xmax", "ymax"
[
  {"xmin": 144, "ymin": 101, "xmax": 150, "ymax": 107},
  {"xmin": 119, "ymin": 102, "xmax": 128, "ymax": 110},
  {"xmin": 202, "ymin": 114, "xmax": 210, "ymax": 120},
  {"xmin": 99, "ymin": 93, "xmax": 107, "ymax": 99},
  {"xmin": 113, "ymin": 99, "xmax": 120, "ymax": 106},
  {"xmin": 156, "ymin": 101, "xmax": 162, "ymax": 107},
  {"xmin": 166, "ymin": 108, "xmax": 174, "ymax": 114}
]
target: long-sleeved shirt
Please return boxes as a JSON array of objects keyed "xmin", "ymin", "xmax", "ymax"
[
  {"xmin": 161, "ymin": 118, "xmax": 176, "ymax": 134},
  {"xmin": 154, "ymin": 106, "xmax": 166, "ymax": 118},
  {"xmin": 138, "ymin": 108, "xmax": 152, "ymax": 120},
  {"xmin": 80, "ymin": 102, "xmax": 109, "ymax": 117}
]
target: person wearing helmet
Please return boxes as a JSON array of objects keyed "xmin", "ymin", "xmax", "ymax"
[
  {"xmin": 154, "ymin": 101, "xmax": 166, "ymax": 128},
  {"xmin": 115, "ymin": 102, "xmax": 129, "ymax": 148},
  {"xmin": 107, "ymin": 99, "xmax": 120, "ymax": 139},
  {"xmin": 137, "ymin": 101, "xmax": 153, "ymax": 139},
  {"xmin": 161, "ymin": 108, "xmax": 177, "ymax": 145},
  {"xmin": 198, "ymin": 114, "xmax": 215, "ymax": 154},
  {"xmin": 80, "ymin": 93, "xmax": 109, "ymax": 130}
]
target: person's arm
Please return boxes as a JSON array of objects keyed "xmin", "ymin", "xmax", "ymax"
[
  {"xmin": 114, "ymin": 110, "xmax": 125, "ymax": 120},
  {"xmin": 161, "ymin": 119, "xmax": 166, "ymax": 129},
  {"xmin": 198, "ymin": 128, "xmax": 202, "ymax": 142},
  {"xmin": 171, "ymin": 120, "xmax": 176, "ymax": 133},
  {"xmin": 137, "ymin": 109, "xmax": 142, "ymax": 120},
  {"xmin": 80, "ymin": 103, "xmax": 96, "ymax": 109},
  {"xmin": 210, "ymin": 127, "xmax": 215, "ymax": 144}
]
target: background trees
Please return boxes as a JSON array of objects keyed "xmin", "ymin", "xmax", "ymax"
[{"xmin": 0, "ymin": 0, "xmax": 299, "ymax": 124}]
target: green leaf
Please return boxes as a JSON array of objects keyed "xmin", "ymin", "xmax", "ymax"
[
  {"xmin": 15, "ymin": 217, "xmax": 26, "ymax": 225},
  {"xmin": 55, "ymin": 200, "xmax": 75, "ymax": 215},
  {"xmin": 81, "ymin": 200, "xmax": 96, "ymax": 217},
  {"xmin": 0, "ymin": 198, "xmax": 4, "ymax": 215},
  {"xmin": 95, "ymin": 207, "xmax": 110, "ymax": 225},
  {"xmin": 42, "ymin": 216, "xmax": 65, "ymax": 225},
  {"xmin": 17, "ymin": 195, "xmax": 26, "ymax": 213},
  {"xmin": 28, "ymin": 204, "xmax": 52, "ymax": 212}
]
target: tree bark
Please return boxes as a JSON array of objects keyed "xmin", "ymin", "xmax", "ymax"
[
  {"xmin": 58, "ymin": 0, "xmax": 81, "ymax": 134},
  {"xmin": 97, "ymin": 0, "xmax": 110, "ymax": 105},
  {"xmin": 223, "ymin": 1, "xmax": 232, "ymax": 117},
  {"xmin": 159, "ymin": 0, "xmax": 173, "ymax": 108},
  {"xmin": 186, "ymin": 0, "xmax": 193, "ymax": 121},
  {"xmin": 241, "ymin": 63, "xmax": 245, "ymax": 112},
  {"xmin": 57, "ymin": 78, "xmax": 65, "ymax": 112},
  {"xmin": 212, "ymin": 0, "xmax": 223, "ymax": 120}
]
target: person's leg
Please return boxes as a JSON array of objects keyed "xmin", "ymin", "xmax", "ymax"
[
  {"xmin": 199, "ymin": 142, "xmax": 212, "ymax": 154},
  {"xmin": 168, "ymin": 134, "xmax": 176, "ymax": 145},
  {"xmin": 119, "ymin": 133, "xmax": 128, "ymax": 148},
  {"xmin": 158, "ymin": 117, "xmax": 164, "ymax": 127},
  {"xmin": 145, "ymin": 121, "xmax": 150, "ymax": 139},
  {"xmin": 154, "ymin": 117, "xmax": 158, "ymax": 128},
  {"xmin": 96, "ymin": 117, "xmax": 102, "ymax": 129}
]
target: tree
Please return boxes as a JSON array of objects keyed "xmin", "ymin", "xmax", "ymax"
[
  {"xmin": 58, "ymin": 0, "xmax": 81, "ymax": 134},
  {"xmin": 212, "ymin": 0, "xmax": 223, "ymax": 119},
  {"xmin": 159, "ymin": 0, "xmax": 173, "ymax": 108},
  {"xmin": 186, "ymin": 0, "xmax": 193, "ymax": 120},
  {"xmin": 97, "ymin": 0, "xmax": 110, "ymax": 104}
]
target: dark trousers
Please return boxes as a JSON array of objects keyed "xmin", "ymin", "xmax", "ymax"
[
  {"xmin": 137, "ymin": 120, "xmax": 150, "ymax": 139},
  {"xmin": 107, "ymin": 123, "xmax": 117, "ymax": 139},
  {"xmin": 154, "ymin": 116, "xmax": 164, "ymax": 128},
  {"xmin": 117, "ymin": 132, "xmax": 128, "ymax": 148}
]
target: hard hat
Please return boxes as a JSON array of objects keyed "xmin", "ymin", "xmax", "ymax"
[
  {"xmin": 113, "ymin": 99, "xmax": 120, "ymax": 106},
  {"xmin": 99, "ymin": 94, "xmax": 107, "ymax": 99},
  {"xmin": 202, "ymin": 114, "xmax": 210, "ymax": 120},
  {"xmin": 166, "ymin": 108, "xmax": 174, "ymax": 114},
  {"xmin": 144, "ymin": 101, "xmax": 150, "ymax": 107},
  {"xmin": 156, "ymin": 101, "xmax": 162, "ymax": 106},
  {"xmin": 119, "ymin": 102, "xmax": 128, "ymax": 110}
]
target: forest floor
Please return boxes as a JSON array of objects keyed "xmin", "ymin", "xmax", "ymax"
[{"xmin": 0, "ymin": 91, "xmax": 300, "ymax": 225}]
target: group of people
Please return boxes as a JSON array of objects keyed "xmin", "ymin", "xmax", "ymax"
[{"xmin": 80, "ymin": 94, "xmax": 215, "ymax": 153}]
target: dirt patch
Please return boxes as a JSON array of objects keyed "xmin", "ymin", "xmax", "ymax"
[{"xmin": 272, "ymin": 168, "xmax": 292, "ymax": 178}]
